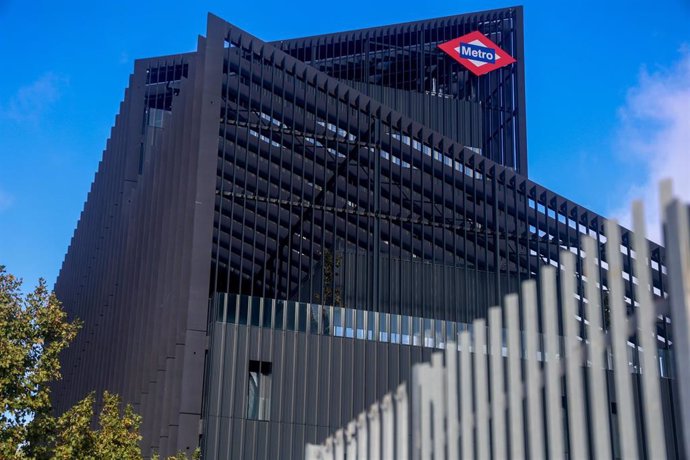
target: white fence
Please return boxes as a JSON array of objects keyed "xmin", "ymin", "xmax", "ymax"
[{"xmin": 306, "ymin": 180, "xmax": 690, "ymax": 459}]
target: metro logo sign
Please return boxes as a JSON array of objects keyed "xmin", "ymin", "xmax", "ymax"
[
  {"xmin": 459, "ymin": 42, "xmax": 496, "ymax": 63},
  {"xmin": 438, "ymin": 31, "xmax": 516, "ymax": 76}
]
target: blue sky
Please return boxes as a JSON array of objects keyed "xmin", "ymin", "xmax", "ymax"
[{"xmin": 1, "ymin": 0, "xmax": 689, "ymax": 289}]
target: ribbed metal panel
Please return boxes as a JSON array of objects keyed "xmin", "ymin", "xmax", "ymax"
[{"xmin": 53, "ymin": 49, "xmax": 218, "ymax": 457}]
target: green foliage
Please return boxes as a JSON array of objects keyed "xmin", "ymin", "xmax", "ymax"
[
  {"xmin": 152, "ymin": 447, "xmax": 201, "ymax": 460},
  {"xmin": 53, "ymin": 394, "xmax": 95, "ymax": 459},
  {"xmin": 94, "ymin": 392, "xmax": 143, "ymax": 459},
  {"xmin": 53, "ymin": 391, "xmax": 142, "ymax": 460},
  {"xmin": 0, "ymin": 266, "xmax": 200, "ymax": 459},
  {"xmin": 313, "ymin": 249, "xmax": 343, "ymax": 307},
  {"xmin": 0, "ymin": 265, "xmax": 80, "ymax": 458}
]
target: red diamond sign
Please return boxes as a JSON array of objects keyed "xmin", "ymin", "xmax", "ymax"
[{"xmin": 438, "ymin": 31, "xmax": 516, "ymax": 76}]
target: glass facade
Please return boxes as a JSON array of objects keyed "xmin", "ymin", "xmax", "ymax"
[
  {"xmin": 213, "ymin": 293, "xmax": 676, "ymax": 379},
  {"xmin": 209, "ymin": 11, "xmax": 667, "ymax": 328}
]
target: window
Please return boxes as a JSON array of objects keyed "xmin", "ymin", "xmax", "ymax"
[{"xmin": 247, "ymin": 361, "xmax": 272, "ymax": 421}]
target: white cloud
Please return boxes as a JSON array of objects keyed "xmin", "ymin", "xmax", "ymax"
[
  {"xmin": 610, "ymin": 48, "xmax": 690, "ymax": 244},
  {"xmin": 1, "ymin": 72, "xmax": 68, "ymax": 123}
]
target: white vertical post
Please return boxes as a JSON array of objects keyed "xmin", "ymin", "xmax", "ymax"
[
  {"xmin": 346, "ymin": 421, "xmax": 357, "ymax": 460},
  {"xmin": 522, "ymin": 279, "xmax": 545, "ymax": 460},
  {"xmin": 606, "ymin": 219, "xmax": 640, "ymax": 460},
  {"xmin": 540, "ymin": 265, "xmax": 565, "ymax": 459},
  {"xmin": 583, "ymin": 236, "xmax": 612, "ymax": 460},
  {"xmin": 368, "ymin": 403, "xmax": 381, "ymax": 460},
  {"xmin": 488, "ymin": 307, "xmax": 506, "ymax": 460},
  {"xmin": 445, "ymin": 341, "xmax": 459, "ymax": 459},
  {"xmin": 413, "ymin": 363, "xmax": 432, "ymax": 460},
  {"xmin": 473, "ymin": 319, "xmax": 489, "ymax": 460},
  {"xmin": 380, "ymin": 394, "xmax": 394, "ymax": 460},
  {"xmin": 334, "ymin": 429, "xmax": 345, "ymax": 460},
  {"xmin": 430, "ymin": 353, "xmax": 445, "ymax": 459},
  {"xmin": 662, "ymin": 181, "xmax": 690, "ymax": 457},
  {"xmin": 506, "ymin": 293, "xmax": 525, "ymax": 460},
  {"xmin": 632, "ymin": 200, "xmax": 668, "ymax": 458},
  {"xmin": 561, "ymin": 251, "xmax": 588, "ymax": 459},
  {"xmin": 304, "ymin": 444, "xmax": 321, "ymax": 460},
  {"xmin": 324, "ymin": 436, "xmax": 334, "ymax": 460},
  {"xmin": 395, "ymin": 383, "xmax": 409, "ymax": 460},
  {"xmin": 459, "ymin": 331, "xmax": 474, "ymax": 460},
  {"xmin": 411, "ymin": 365, "xmax": 422, "ymax": 460},
  {"xmin": 357, "ymin": 411, "xmax": 368, "ymax": 460}
]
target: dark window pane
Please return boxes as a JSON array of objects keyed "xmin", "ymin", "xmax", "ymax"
[
  {"xmin": 227, "ymin": 294, "xmax": 237, "ymax": 324},
  {"xmin": 297, "ymin": 303, "xmax": 307, "ymax": 332},
  {"xmin": 251, "ymin": 297, "xmax": 261, "ymax": 326},
  {"xmin": 216, "ymin": 296, "xmax": 224, "ymax": 321},
  {"xmin": 322, "ymin": 307, "xmax": 330, "ymax": 336},
  {"xmin": 238, "ymin": 296, "xmax": 249, "ymax": 325},
  {"xmin": 262, "ymin": 301, "xmax": 272, "ymax": 328},
  {"xmin": 286, "ymin": 302, "xmax": 296, "ymax": 331},
  {"xmin": 247, "ymin": 360, "xmax": 272, "ymax": 421},
  {"xmin": 309, "ymin": 305, "xmax": 319, "ymax": 334},
  {"xmin": 274, "ymin": 301, "xmax": 285, "ymax": 330}
]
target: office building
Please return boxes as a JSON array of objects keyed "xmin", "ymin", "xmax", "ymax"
[{"xmin": 53, "ymin": 7, "xmax": 679, "ymax": 458}]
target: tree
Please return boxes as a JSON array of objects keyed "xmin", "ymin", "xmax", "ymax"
[
  {"xmin": 0, "ymin": 265, "xmax": 79, "ymax": 458},
  {"xmin": 53, "ymin": 392, "xmax": 142, "ymax": 460},
  {"xmin": 0, "ymin": 266, "xmax": 201, "ymax": 459},
  {"xmin": 152, "ymin": 448, "xmax": 202, "ymax": 460}
]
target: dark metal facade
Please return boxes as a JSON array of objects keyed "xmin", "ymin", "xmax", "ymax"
[
  {"xmin": 275, "ymin": 9, "xmax": 528, "ymax": 175},
  {"xmin": 53, "ymin": 46, "xmax": 219, "ymax": 457},
  {"xmin": 53, "ymin": 8, "xmax": 679, "ymax": 460},
  {"xmin": 212, "ymin": 9, "xmax": 530, "ymax": 323}
]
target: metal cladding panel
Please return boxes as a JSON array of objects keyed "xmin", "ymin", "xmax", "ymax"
[
  {"xmin": 53, "ymin": 49, "xmax": 216, "ymax": 458},
  {"xmin": 202, "ymin": 322, "xmax": 436, "ymax": 460},
  {"xmin": 202, "ymin": 322, "xmax": 683, "ymax": 459}
]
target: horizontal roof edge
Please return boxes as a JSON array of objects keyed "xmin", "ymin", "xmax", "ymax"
[
  {"xmin": 134, "ymin": 51, "xmax": 197, "ymax": 65},
  {"xmin": 269, "ymin": 6, "xmax": 523, "ymax": 44}
]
